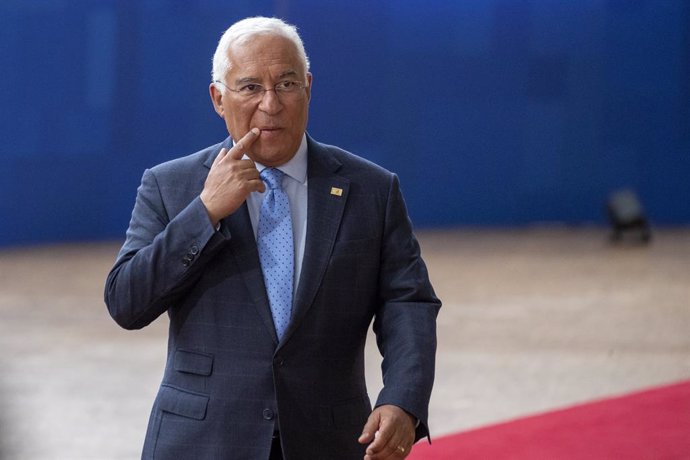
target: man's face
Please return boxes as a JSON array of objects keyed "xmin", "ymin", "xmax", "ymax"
[{"xmin": 210, "ymin": 34, "xmax": 312, "ymax": 167}]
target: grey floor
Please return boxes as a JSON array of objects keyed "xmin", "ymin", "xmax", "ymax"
[{"xmin": 1, "ymin": 228, "xmax": 688, "ymax": 459}]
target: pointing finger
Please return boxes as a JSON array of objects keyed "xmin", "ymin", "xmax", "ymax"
[{"xmin": 228, "ymin": 127, "xmax": 261, "ymax": 160}]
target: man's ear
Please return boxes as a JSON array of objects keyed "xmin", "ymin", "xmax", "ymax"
[
  {"xmin": 305, "ymin": 72, "xmax": 313, "ymax": 102},
  {"xmin": 209, "ymin": 83, "xmax": 224, "ymax": 117}
]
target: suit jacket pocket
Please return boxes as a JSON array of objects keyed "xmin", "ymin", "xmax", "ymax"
[
  {"xmin": 174, "ymin": 349, "xmax": 214, "ymax": 376},
  {"xmin": 158, "ymin": 385, "xmax": 209, "ymax": 420}
]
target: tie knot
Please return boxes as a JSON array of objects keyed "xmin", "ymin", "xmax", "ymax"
[{"xmin": 261, "ymin": 168, "xmax": 285, "ymax": 190}]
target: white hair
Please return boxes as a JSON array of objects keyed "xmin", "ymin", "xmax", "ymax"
[{"xmin": 211, "ymin": 17, "xmax": 310, "ymax": 91}]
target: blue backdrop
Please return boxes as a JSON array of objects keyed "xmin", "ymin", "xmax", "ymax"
[{"xmin": 1, "ymin": 0, "xmax": 689, "ymax": 246}]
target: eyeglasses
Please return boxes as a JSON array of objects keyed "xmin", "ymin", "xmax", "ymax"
[{"xmin": 213, "ymin": 79, "xmax": 308, "ymax": 101}]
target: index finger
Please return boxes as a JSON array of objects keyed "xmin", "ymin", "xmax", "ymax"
[{"xmin": 228, "ymin": 127, "xmax": 261, "ymax": 160}]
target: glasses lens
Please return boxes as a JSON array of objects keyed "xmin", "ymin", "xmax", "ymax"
[{"xmin": 276, "ymin": 81, "xmax": 304, "ymax": 94}]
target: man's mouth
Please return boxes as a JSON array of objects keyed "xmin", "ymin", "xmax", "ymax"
[{"xmin": 258, "ymin": 127, "xmax": 283, "ymax": 138}]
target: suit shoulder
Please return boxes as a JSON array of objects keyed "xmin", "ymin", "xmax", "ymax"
[
  {"xmin": 148, "ymin": 141, "xmax": 223, "ymax": 177},
  {"xmin": 310, "ymin": 138, "xmax": 394, "ymax": 180}
]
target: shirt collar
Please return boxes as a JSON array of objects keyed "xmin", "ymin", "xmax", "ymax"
[{"xmin": 235, "ymin": 134, "xmax": 308, "ymax": 185}]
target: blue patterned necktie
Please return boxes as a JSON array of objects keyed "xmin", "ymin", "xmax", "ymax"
[{"xmin": 257, "ymin": 168, "xmax": 294, "ymax": 340}]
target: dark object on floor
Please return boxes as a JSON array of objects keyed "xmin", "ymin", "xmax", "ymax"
[{"xmin": 606, "ymin": 189, "xmax": 651, "ymax": 243}]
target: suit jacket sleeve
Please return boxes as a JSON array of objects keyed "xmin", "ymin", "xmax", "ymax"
[
  {"xmin": 372, "ymin": 173, "xmax": 441, "ymax": 442},
  {"xmin": 104, "ymin": 167, "xmax": 228, "ymax": 330}
]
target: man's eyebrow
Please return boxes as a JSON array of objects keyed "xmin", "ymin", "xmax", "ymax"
[
  {"xmin": 234, "ymin": 76, "xmax": 262, "ymax": 85},
  {"xmin": 278, "ymin": 70, "xmax": 299, "ymax": 79},
  {"xmin": 233, "ymin": 70, "xmax": 299, "ymax": 85}
]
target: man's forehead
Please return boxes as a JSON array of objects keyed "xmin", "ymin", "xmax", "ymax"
[{"xmin": 227, "ymin": 35, "xmax": 303, "ymax": 73}]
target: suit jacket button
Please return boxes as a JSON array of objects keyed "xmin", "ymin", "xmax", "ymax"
[
  {"xmin": 263, "ymin": 408, "xmax": 274, "ymax": 420},
  {"xmin": 190, "ymin": 245, "xmax": 199, "ymax": 255}
]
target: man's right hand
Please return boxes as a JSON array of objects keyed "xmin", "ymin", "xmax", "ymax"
[{"xmin": 200, "ymin": 128, "xmax": 264, "ymax": 226}]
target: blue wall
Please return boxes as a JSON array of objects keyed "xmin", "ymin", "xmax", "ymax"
[{"xmin": 1, "ymin": 0, "xmax": 689, "ymax": 246}]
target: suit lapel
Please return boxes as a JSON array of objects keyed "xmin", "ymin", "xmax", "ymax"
[
  {"xmin": 279, "ymin": 138, "xmax": 349, "ymax": 347},
  {"xmin": 225, "ymin": 207, "xmax": 279, "ymax": 344},
  {"xmin": 203, "ymin": 136, "xmax": 349, "ymax": 348},
  {"xmin": 203, "ymin": 141, "xmax": 278, "ymax": 344}
]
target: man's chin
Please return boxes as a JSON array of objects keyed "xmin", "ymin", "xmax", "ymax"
[
  {"xmin": 251, "ymin": 149, "xmax": 292, "ymax": 167},
  {"xmin": 252, "ymin": 140, "xmax": 299, "ymax": 166}
]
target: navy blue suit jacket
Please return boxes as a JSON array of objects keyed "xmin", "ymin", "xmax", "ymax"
[{"xmin": 105, "ymin": 135, "xmax": 440, "ymax": 459}]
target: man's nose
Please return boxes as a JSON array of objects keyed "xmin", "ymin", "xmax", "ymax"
[{"xmin": 258, "ymin": 88, "xmax": 283, "ymax": 114}]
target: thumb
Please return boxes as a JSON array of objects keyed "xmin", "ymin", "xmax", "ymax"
[
  {"xmin": 211, "ymin": 147, "xmax": 227, "ymax": 167},
  {"xmin": 358, "ymin": 410, "xmax": 381, "ymax": 444}
]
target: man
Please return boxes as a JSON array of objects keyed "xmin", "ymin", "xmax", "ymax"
[{"xmin": 105, "ymin": 16, "xmax": 440, "ymax": 460}]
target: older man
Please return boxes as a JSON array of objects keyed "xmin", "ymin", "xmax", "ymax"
[{"xmin": 105, "ymin": 16, "xmax": 440, "ymax": 460}]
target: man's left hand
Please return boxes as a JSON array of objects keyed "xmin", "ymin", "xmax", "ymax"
[{"xmin": 358, "ymin": 404, "xmax": 416, "ymax": 459}]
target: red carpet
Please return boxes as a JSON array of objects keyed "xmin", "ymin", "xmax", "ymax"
[{"xmin": 410, "ymin": 380, "xmax": 690, "ymax": 459}]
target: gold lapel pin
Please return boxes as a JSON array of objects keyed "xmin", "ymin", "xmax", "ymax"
[{"xmin": 330, "ymin": 187, "xmax": 343, "ymax": 196}]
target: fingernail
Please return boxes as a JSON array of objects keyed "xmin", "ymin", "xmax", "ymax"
[{"xmin": 251, "ymin": 127, "xmax": 260, "ymax": 135}]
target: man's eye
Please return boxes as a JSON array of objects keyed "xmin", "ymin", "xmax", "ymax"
[
  {"xmin": 239, "ymin": 84, "xmax": 261, "ymax": 93},
  {"xmin": 277, "ymin": 81, "xmax": 298, "ymax": 91}
]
